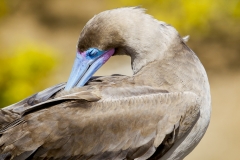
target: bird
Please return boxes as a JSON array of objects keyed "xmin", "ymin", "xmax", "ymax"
[{"xmin": 0, "ymin": 7, "xmax": 211, "ymax": 160}]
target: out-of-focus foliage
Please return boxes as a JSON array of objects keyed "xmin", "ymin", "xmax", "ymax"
[
  {"xmin": 0, "ymin": 0, "xmax": 8, "ymax": 18},
  {"xmin": 0, "ymin": 44, "xmax": 57, "ymax": 107}
]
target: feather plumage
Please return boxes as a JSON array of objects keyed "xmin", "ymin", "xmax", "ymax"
[{"xmin": 0, "ymin": 7, "xmax": 211, "ymax": 160}]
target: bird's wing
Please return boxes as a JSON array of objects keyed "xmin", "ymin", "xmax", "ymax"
[
  {"xmin": 4, "ymin": 83, "xmax": 66, "ymax": 110},
  {"xmin": 0, "ymin": 83, "xmax": 66, "ymax": 130},
  {"xmin": 0, "ymin": 85, "xmax": 200, "ymax": 160},
  {"xmin": 0, "ymin": 75, "xmax": 123, "ymax": 132}
]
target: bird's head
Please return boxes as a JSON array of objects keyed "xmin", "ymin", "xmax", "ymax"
[{"xmin": 65, "ymin": 7, "xmax": 180, "ymax": 90}]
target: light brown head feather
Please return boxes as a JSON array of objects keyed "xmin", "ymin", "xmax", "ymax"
[{"xmin": 77, "ymin": 7, "xmax": 182, "ymax": 73}]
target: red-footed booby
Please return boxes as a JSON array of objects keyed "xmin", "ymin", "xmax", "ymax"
[{"xmin": 0, "ymin": 7, "xmax": 211, "ymax": 160}]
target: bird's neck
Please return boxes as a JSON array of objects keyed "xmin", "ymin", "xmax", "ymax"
[
  {"xmin": 133, "ymin": 43, "xmax": 208, "ymax": 94},
  {"xmin": 122, "ymin": 25, "xmax": 181, "ymax": 74},
  {"xmin": 129, "ymin": 35, "xmax": 182, "ymax": 74}
]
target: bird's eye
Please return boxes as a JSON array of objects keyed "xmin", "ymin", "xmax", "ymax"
[{"xmin": 88, "ymin": 48, "xmax": 98, "ymax": 56}]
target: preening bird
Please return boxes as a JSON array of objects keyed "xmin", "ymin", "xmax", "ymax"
[{"xmin": 0, "ymin": 7, "xmax": 211, "ymax": 160}]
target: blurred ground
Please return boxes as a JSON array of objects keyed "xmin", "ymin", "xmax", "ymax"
[{"xmin": 0, "ymin": 0, "xmax": 240, "ymax": 159}]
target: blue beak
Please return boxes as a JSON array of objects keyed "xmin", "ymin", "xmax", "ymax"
[{"xmin": 64, "ymin": 48, "xmax": 115, "ymax": 91}]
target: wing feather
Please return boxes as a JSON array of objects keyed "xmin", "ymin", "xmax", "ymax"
[{"xmin": 0, "ymin": 84, "xmax": 200, "ymax": 159}]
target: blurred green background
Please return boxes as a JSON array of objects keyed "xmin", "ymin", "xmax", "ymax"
[{"xmin": 0, "ymin": 0, "xmax": 239, "ymax": 159}]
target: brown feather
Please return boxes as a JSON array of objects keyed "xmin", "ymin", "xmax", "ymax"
[{"xmin": 0, "ymin": 7, "xmax": 210, "ymax": 160}]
